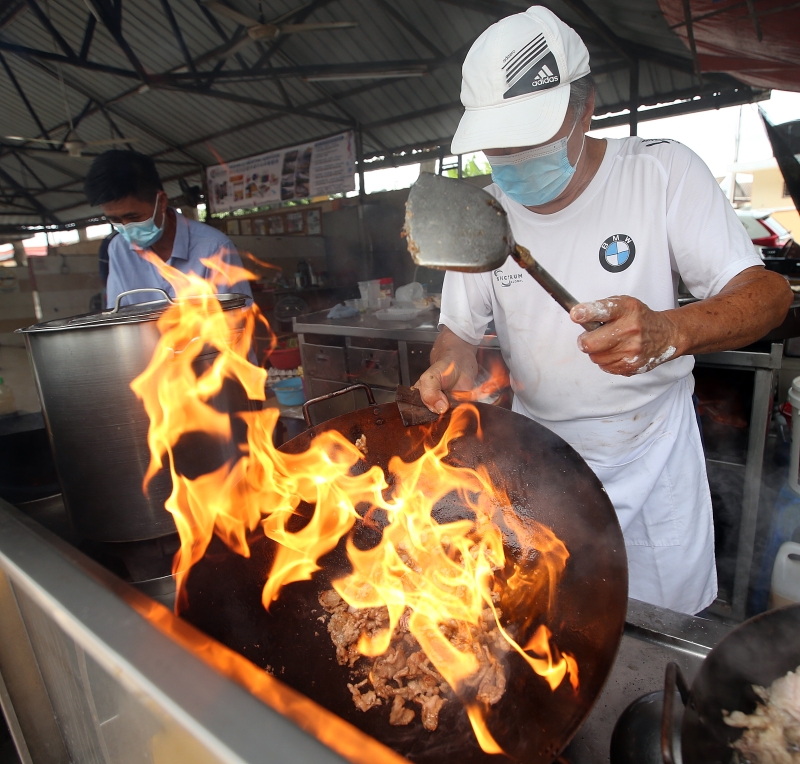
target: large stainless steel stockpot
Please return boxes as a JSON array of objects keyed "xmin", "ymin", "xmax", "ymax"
[{"xmin": 18, "ymin": 289, "xmax": 249, "ymax": 543}]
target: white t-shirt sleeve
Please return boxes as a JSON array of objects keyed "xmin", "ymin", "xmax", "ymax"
[
  {"xmin": 439, "ymin": 270, "xmax": 493, "ymax": 345},
  {"xmin": 661, "ymin": 142, "xmax": 762, "ymax": 299}
]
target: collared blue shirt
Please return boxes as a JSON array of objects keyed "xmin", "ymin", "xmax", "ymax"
[{"xmin": 106, "ymin": 210, "xmax": 253, "ymax": 309}]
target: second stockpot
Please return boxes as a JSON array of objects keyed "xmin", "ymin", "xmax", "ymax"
[{"xmin": 19, "ymin": 289, "xmax": 249, "ymax": 543}]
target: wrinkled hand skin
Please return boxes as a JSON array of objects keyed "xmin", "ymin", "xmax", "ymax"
[{"xmin": 571, "ymin": 296, "xmax": 680, "ymax": 376}]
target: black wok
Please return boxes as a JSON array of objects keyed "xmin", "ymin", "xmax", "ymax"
[
  {"xmin": 180, "ymin": 388, "xmax": 628, "ymax": 763},
  {"xmin": 663, "ymin": 604, "xmax": 800, "ymax": 763}
]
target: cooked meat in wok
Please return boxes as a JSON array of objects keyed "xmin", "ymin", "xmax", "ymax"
[
  {"xmin": 724, "ymin": 665, "xmax": 800, "ymax": 763},
  {"xmin": 318, "ymin": 589, "xmax": 510, "ymax": 731}
]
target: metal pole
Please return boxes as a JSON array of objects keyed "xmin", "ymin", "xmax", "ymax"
[
  {"xmin": 356, "ymin": 127, "xmax": 366, "ymax": 205},
  {"xmin": 629, "ymin": 60, "xmax": 639, "ymax": 137},
  {"xmin": 438, "ymin": 145, "xmax": 445, "ymax": 175},
  {"xmin": 732, "ymin": 362, "xmax": 777, "ymax": 621},
  {"xmin": 457, "ymin": 154, "xmax": 463, "ymax": 179}
]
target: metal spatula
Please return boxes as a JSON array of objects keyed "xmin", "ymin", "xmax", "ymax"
[{"xmin": 404, "ymin": 172, "xmax": 601, "ymax": 331}]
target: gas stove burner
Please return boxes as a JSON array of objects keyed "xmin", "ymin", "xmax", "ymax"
[{"xmin": 610, "ymin": 689, "xmax": 683, "ymax": 764}]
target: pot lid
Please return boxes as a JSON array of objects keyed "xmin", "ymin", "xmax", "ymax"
[{"xmin": 18, "ymin": 290, "xmax": 248, "ymax": 333}]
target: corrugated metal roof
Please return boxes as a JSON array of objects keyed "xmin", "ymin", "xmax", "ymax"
[{"xmin": 0, "ymin": 0, "xmax": 765, "ymax": 229}]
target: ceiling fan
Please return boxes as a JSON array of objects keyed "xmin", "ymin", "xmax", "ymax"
[
  {"xmin": 203, "ymin": 1, "xmax": 358, "ymax": 58},
  {"xmin": 3, "ymin": 135, "xmax": 139, "ymax": 157}
]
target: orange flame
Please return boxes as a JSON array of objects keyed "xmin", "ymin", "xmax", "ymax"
[{"xmin": 129, "ymin": 251, "xmax": 578, "ymax": 756}]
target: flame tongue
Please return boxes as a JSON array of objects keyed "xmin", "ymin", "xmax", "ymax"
[{"xmin": 131, "ymin": 252, "xmax": 579, "ymax": 756}]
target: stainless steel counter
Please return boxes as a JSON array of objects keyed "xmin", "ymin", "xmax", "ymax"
[
  {"xmin": 0, "ymin": 497, "xmax": 732, "ymax": 764},
  {"xmin": 293, "ymin": 308, "xmax": 499, "ymax": 346}
]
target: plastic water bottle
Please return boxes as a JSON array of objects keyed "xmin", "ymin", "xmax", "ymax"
[
  {"xmin": 0, "ymin": 377, "xmax": 16, "ymax": 415},
  {"xmin": 770, "ymin": 541, "xmax": 800, "ymax": 607}
]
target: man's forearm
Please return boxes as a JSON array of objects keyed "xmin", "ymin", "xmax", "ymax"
[
  {"xmin": 430, "ymin": 325, "xmax": 479, "ymax": 371},
  {"xmin": 669, "ymin": 267, "xmax": 792, "ymax": 357},
  {"xmin": 572, "ymin": 266, "xmax": 793, "ymax": 376}
]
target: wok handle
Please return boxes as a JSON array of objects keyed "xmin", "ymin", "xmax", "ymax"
[
  {"xmin": 514, "ymin": 246, "xmax": 603, "ymax": 332},
  {"xmin": 661, "ymin": 661, "xmax": 690, "ymax": 764},
  {"xmin": 302, "ymin": 383, "xmax": 376, "ymax": 427}
]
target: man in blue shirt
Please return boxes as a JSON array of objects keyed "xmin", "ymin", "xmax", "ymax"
[{"xmin": 83, "ymin": 151, "xmax": 252, "ymax": 309}]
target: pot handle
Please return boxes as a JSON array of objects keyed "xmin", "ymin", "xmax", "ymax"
[
  {"xmin": 661, "ymin": 661, "xmax": 690, "ymax": 764},
  {"xmin": 302, "ymin": 383, "xmax": 376, "ymax": 427},
  {"xmin": 107, "ymin": 288, "xmax": 176, "ymax": 314}
]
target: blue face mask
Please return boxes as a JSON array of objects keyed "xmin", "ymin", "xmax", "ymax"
[
  {"xmin": 112, "ymin": 197, "xmax": 165, "ymax": 248},
  {"xmin": 487, "ymin": 119, "xmax": 585, "ymax": 207}
]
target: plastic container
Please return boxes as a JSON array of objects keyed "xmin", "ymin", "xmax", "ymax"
[
  {"xmin": 357, "ymin": 281, "xmax": 370, "ymax": 300},
  {"xmin": 366, "ymin": 280, "xmax": 381, "ymax": 309},
  {"xmin": 273, "ymin": 376, "xmax": 305, "ymax": 406},
  {"xmin": 269, "ymin": 347, "xmax": 301, "ymax": 370},
  {"xmin": 375, "ymin": 307, "xmax": 419, "ymax": 321},
  {"xmin": 376, "ymin": 296, "xmax": 391, "ymax": 310},
  {"xmin": 770, "ymin": 541, "xmax": 800, "ymax": 608},
  {"xmin": 0, "ymin": 377, "xmax": 16, "ymax": 416}
]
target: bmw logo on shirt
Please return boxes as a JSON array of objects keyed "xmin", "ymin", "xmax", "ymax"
[{"xmin": 599, "ymin": 234, "xmax": 636, "ymax": 273}]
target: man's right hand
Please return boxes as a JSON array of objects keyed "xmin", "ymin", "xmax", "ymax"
[{"xmin": 415, "ymin": 326, "xmax": 479, "ymax": 414}]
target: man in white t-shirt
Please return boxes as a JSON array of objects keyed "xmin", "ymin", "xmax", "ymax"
[{"xmin": 416, "ymin": 6, "xmax": 792, "ymax": 614}]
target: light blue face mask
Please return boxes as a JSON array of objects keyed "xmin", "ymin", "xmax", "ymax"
[
  {"xmin": 487, "ymin": 119, "xmax": 585, "ymax": 207},
  {"xmin": 112, "ymin": 197, "xmax": 165, "ymax": 248}
]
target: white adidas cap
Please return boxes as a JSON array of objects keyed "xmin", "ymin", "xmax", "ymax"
[{"xmin": 451, "ymin": 6, "xmax": 591, "ymax": 155}]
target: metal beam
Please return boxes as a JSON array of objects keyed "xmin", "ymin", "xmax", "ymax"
[
  {"xmin": 25, "ymin": 0, "xmax": 76, "ymax": 59},
  {"xmin": 0, "ymin": 51, "xmax": 52, "ymax": 141},
  {"xmin": 15, "ymin": 55, "xmax": 205, "ymax": 166},
  {"xmin": 163, "ymin": 83, "xmax": 354, "ymax": 125},
  {"xmin": 78, "ymin": 13, "xmax": 96, "ymax": 61},
  {"xmin": 590, "ymin": 86, "xmax": 769, "ymax": 130},
  {"xmin": 629, "ymin": 60, "xmax": 639, "ymax": 136},
  {"xmin": 681, "ymin": 0, "xmax": 703, "ymax": 77},
  {"xmin": 556, "ymin": 0, "xmax": 634, "ymax": 62},
  {"xmin": 363, "ymin": 100, "xmax": 461, "ymax": 131},
  {"xmin": 159, "ymin": 0, "xmax": 199, "ymax": 82},
  {"xmin": 0, "ymin": 1, "xmax": 26, "ymax": 29},
  {"xmin": 0, "ymin": 40, "xmax": 138, "ymax": 77},
  {"xmin": 372, "ymin": 0, "xmax": 443, "ymax": 58},
  {"xmin": 431, "ymin": 0, "xmax": 527, "ymax": 17},
  {"xmin": 84, "ymin": 0, "xmax": 150, "ymax": 83},
  {"xmin": 0, "ymin": 162, "xmax": 59, "ymax": 222},
  {"xmin": 164, "ymin": 60, "xmax": 432, "ymax": 82}
]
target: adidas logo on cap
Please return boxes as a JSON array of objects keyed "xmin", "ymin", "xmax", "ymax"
[
  {"xmin": 533, "ymin": 64, "xmax": 559, "ymax": 86},
  {"xmin": 502, "ymin": 40, "xmax": 562, "ymax": 99}
]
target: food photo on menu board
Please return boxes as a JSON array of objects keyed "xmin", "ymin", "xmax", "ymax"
[
  {"xmin": 286, "ymin": 212, "xmax": 304, "ymax": 234},
  {"xmin": 268, "ymin": 215, "xmax": 284, "ymax": 235},
  {"xmin": 206, "ymin": 131, "xmax": 355, "ymax": 214},
  {"xmin": 307, "ymin": 209, "xmax": 321, "ymax": 235}
]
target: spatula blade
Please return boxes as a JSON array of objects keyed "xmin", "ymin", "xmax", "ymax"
[
  {"xmin": 404, "ymin": 172, "xmax": 512, "ymax": 272},
  {"xmin": 396, "ymin": 385, "xmax": 440, "ymax": 426}
]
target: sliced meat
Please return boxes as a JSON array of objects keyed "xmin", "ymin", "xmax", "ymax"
[
  {"xmin": 417, "ymin": 694, "xmax": 446, "ymax": 731},
  {"xmin": 389, "ymin": 695, "xmax": 415, "ymax": 726}
]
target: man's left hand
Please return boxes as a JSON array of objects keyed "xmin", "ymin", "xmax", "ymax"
[{"xmin": 570, "ymin": 296, "xmax": 680, "ymax": 376}]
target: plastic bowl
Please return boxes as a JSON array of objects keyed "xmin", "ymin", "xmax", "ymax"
[
  {"xmin": 269, "ymin": 346, "xmax": 301, "ymax": 370},
  {"xmin": 273, "ymin": 376, "xmax": 306, "ymax": 406}
]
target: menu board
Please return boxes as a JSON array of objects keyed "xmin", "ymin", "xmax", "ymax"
[{"xmin": 207, "ymin": 131, "xmax": 356, "ymax": 214}]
